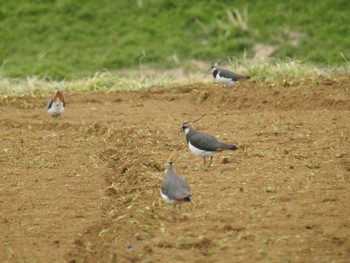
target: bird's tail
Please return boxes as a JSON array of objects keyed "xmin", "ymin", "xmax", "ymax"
[
  {"xmin": 239, "ymin": 75, "xmax": 250, "ymax": 80},
  {"xmin": 222, "ymin": 144, "xmax": 238, "ymax": 151},
  {"xmin": 183, "ymin": 196, "xmax": 191, "ymax": 202}
]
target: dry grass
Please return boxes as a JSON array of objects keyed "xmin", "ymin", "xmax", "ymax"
[{"xmin": 1, "ymin": 60, "xmax": 349, "ymax": 96}]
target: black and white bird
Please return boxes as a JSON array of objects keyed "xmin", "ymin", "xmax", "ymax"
[
  {"xmin": 47, "ymin": 91, "xmax": 65, "ymax": 117},
  {"xmin": 160, "ymin": 162, "xmax": 191, "ymax": 216},
  {"xmin": 181, "ymin": 122, "xmax": 238, "ymax": 167},
  {"xmin": 211, "ymin": 63, "xmax": 250, "ymax": 86}
]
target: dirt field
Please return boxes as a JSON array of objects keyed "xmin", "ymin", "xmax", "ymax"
[{"xmin": 1, "ymin": 78, "xmax": 350, "ymax": 262}]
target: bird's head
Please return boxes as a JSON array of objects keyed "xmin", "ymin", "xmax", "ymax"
[
  {"xmin": 210, "ymin": 60, "xmax": 225, "ymax": 72},
  {"xmin": 210, "ymin": 62, "xmax": 218, "ymax": 72},
  {"xmin": 180, "ymin": 114, "xmax": 205, "ymax": 134},
  {"xmin": 163, "ymin": 161, "xmax": 176, "ymax": 173},
  {"xmin": 52, "ymin": 91, "xmax": 64, "ymax": 106},
  {"xmin": 164, "ymin": 161, "xmax": 174, "ymax": 167},
  {"xmin": 180, "ymin": 122, "xmax": 194, "ymax": 135}
]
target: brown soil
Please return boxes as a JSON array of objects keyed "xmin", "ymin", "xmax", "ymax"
[{"xmin": 1, "ymin": 77, "xmax": 350, "ymax": 263}]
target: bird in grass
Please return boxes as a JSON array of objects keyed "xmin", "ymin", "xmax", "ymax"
[
  {"xmin": 47, "ymin": 91, "xmax": 65, "ymax": 117},
  {"xmin": 160, "ymin": 162, "xmax": 191, "ymax": 217},
  {"xmin": 211, "ymin": 63, "xmax": 250, "ymax": 86},
  {"xmin": 181, "ymin": 122, "xmax": 238, "ymax": 168}
]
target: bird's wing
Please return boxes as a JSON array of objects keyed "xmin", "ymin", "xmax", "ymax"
[
  {"xmin": 163, "ymin": 175, "xmax": 190, "ymax": 200},
  {"xmin": 161, "ymin": 182, "xmax": 169, "ymax": 195},
  {"xmin": 189, "ymin": 131, "xmax": 221, "ymax": 151},
  {"xmin": 218, "ymin": 68, "xmax": 247, "ymax": 81},
  {"xmin": 172, "ymin": 179, "xmax": 191, "ymax": 199},
  {"xmin": 47, "ymin": 99, "xmax": 53, "ymax": 110}
]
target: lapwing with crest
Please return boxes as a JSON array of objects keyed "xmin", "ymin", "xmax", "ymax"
[
  {"xmin": 181, "ymin": 115, "xmax": 238, "ymax": 167},
  {"xmin": 160, "ymin": 153, "xmax": 191, "ymax": 218},
  {"xmin": 47, "ymin": 91, "xmax": 65, "ymax": 117},
  {"xmin": 211, "ymin": 62, "xmax": 250, "ymax": 86}
]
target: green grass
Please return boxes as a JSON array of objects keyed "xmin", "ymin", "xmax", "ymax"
[{"xmin": 0, "ymin": 0, "xmax": 349, "ymax": 79}]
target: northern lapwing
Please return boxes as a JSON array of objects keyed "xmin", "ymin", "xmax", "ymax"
[
  {"xmin": 47, "ymin": 91, "xmax": 65, "ymax": 117},
  {"xmin": 181, "ymin": 122, "xmax": 238, "ymax": 167},
  {"xmin": 160, "ymin": 162, "xmax": 191, "ymax": 217},
  {"xmin": 211, "ymin": 63, "xmax": 250, "ymax": 86}
]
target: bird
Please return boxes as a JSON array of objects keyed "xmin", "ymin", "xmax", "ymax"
[
  {"xmin": 181, "ymin": 122, "xmax": 238, "ymax": 167},
  {"xmin": 211, "ymin": 63, "xmax": 250, "ymax": 86},
  {"xmin": 47, "ymin": 91, "xmax": 65, "ymax": 117},
  {"xmin": 160, "ymin": 162, "xmax": 191, "ymax": 217}
]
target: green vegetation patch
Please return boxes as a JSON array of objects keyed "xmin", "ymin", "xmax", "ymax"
[{"xmin": 0, "ymin": 0, "xmax": 349, "ymax": 79}]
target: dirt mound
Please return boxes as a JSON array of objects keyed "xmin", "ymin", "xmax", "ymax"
[{"xmin": 1, "ymin": 79, "xmax": 349, "ymax": 262}]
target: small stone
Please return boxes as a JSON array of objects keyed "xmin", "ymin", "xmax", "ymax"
[{"xmin": 125, "ymin": 243, "xmax": 133, "ymax": 249}]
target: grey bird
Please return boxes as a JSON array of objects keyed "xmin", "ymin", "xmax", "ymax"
[
  {"xmin": 160, "ymin": 162, "xmax": 191, "ymax": 216},
  {"xmin": 211, "ymin": 63, "xmax": 250, "ymax": 86},
  {"xmin": 181, "ymin": 122, "xmax": 238, "ymax": 167}
]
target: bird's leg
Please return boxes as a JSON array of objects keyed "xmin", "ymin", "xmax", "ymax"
[
  {"xmin": 203, "ymin": 157, "xmax": 206, "ymax": 167},
  {"xmin": 178, "ymin": 204, "xmax": 182, "ymax": 220},
  {"xmin": 208, "ymin": 156, "xmax": 213, "ymax": 167}
]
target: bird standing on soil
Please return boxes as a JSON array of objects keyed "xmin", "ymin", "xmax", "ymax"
[
  {"xmin": 160, "ymin": 162, "xmax": 191, "ymax": 217},
  {"xmin": 47, "ymin": 91, "xmax": 65, "ymax": 117},
  {"xmin": 211, "ymin": 63, "xmax": 250, "ymax": 86},
  {"xmin": 181, "ymin": 122, "xmax": 238, "ymax": 167}
]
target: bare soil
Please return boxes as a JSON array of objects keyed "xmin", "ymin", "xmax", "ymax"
[{"xmin": 1, "ymin": 77, "xmax": 350, "ymax": 263}]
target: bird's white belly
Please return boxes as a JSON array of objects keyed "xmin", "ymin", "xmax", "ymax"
[
  {"xmin": 189, "ymin": 141, "xmax": 215, "ymax": 157},
  {"xmin": 160, "ymin": 190, "xmax": 175, "ymax": 204},
  {"xmin": 215, "ymin": 74, "xmax": 234, "ymax": 85},
  {"xmin": 48, "ymin": 103, "xmax": 64, "ymax": 116}
]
